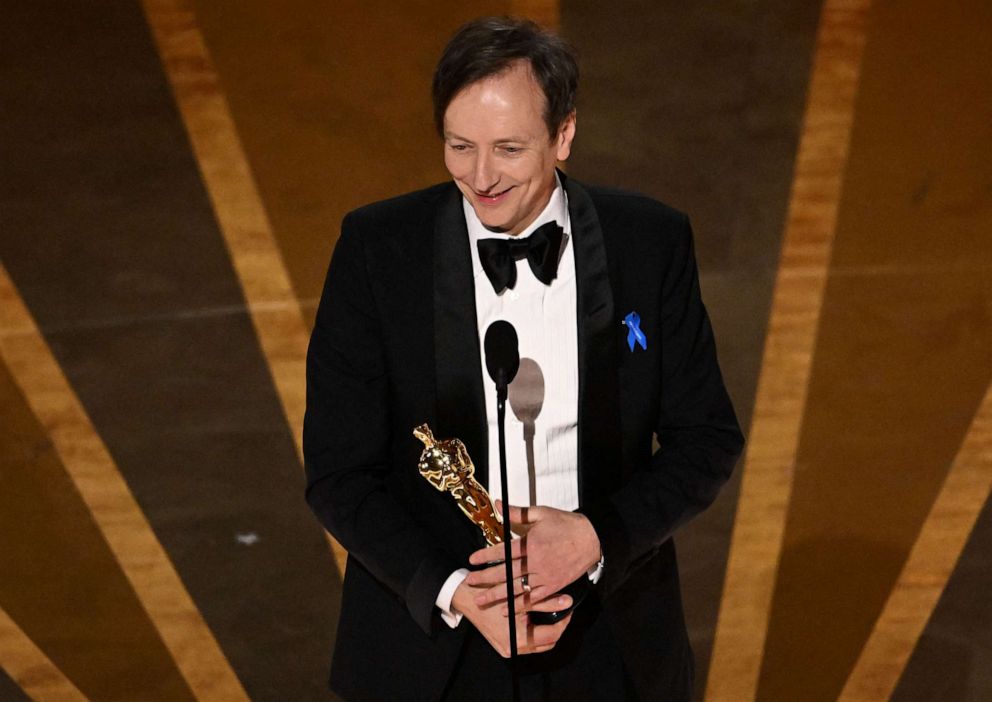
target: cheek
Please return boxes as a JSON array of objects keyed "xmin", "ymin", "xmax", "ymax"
[
  {"xmin": 511, "ymin": 157, "xmax": 546, "ymax": 185},
  {"xmin": 443, "ymin": 153, "xmax": 460, "ymax": 178},
  {"xmin": 444, "ymin": 152, "xmax": 475, "ymax": 181}
]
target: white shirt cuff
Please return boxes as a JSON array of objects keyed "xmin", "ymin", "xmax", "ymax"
[
  {"xmin": 587, "ymin": 555, "xmax": 605, "ymax": 584},
  {"xmin": 436, "ymin": 568, "xmax": 469, "ymax": 629}
]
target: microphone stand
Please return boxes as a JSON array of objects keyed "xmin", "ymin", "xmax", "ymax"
[{"xmin": 495, "ymin": 379, "xmax": 520, "ymax": 700}]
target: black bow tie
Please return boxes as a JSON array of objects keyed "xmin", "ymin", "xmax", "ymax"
[{"xmin": 477, "ymin": 221, "xmax": 565, "ymax": 294}]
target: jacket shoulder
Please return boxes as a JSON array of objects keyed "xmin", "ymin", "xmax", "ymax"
[{"xmin": 571, "ymin": 181, "xmax": 692, "ymax": 260}]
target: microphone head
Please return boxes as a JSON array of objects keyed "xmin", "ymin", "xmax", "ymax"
[{"xmin": 484, "ymin": 320, "xmax": 519, "ymax": 390}]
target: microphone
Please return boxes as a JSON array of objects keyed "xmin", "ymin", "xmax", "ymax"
[
  {"xmin": 483, "ymin": 320, "xmax": 521, "ymax": 680},
  {"xmin": 484, "ymin": 320, "xmax": 519, "ymax": 395}
]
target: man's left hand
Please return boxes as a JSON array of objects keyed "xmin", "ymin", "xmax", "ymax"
[{"xmin": 465, "ymin": 502, "xmax": 601, "ymax": 609}]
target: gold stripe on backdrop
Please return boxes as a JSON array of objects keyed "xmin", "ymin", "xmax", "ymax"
[
  {"xmin": 141, "ymin": 0, "xmax": 349, "ymax": 574},
  {"xmin": 839, "ymin": 379, "xmax": 992, "ymax": 701},
  {"xmin": 0, "ymin": 606, "xmax": 87, "ymax": 702},
  {"xmin": 705, "ymin": 1, "xmax": 872, "ymax": 699},
  {"xmin": 0, "ymin": 264, "xmax": 249, "ymax": 701}
]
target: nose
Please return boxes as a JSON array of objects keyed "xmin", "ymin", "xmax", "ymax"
[{"xmin": 471, "ymin": 151, "xmax": 499, "ymax": 193}]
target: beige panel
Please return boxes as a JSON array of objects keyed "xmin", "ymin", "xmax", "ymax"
[
  {"xmin": 0, "ymin": 262, "xmax": 248, "ymax": 702},
  {"xmin": 705, "ymin": 1, "xmax": 872, "ymax": 699}
]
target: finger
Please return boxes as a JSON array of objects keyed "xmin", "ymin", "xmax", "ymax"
[
  {"xmin": 467, "ymin": 543, "xmax": 503, "ymax": 565},
  {"xmin": 491, "ymin": 501, "xmax": 540, "ymax": 535},
  {"xmin": 516, "ymin": 593, "xmax": 572, "ymax": 614},
  {"xmin": 518, "ymin": 613, "xmax": 571, "ymax": 651},
  {"xmin": 522, "ymin": 611, "xmax": 535, "ymax": 651},
  {"xmin": 496, "ymin": 586, "xmax": 558, "ymax": 613},
  {"xmin": 469, "ymin": 537, "xmax": 526, "ymax": 566},
  {"xmin": 475, "ymin": 576, "xmax": 552, "ymax": 608},
  {"xmin": 499, "ymin": 502, "xmax": 544, "ymax": 532},
  {"xmin": 518, "ymin": 641, "xmax": 558, "ymax": 655},
  {"xmin": 464, "ymin": 560, "xmax": 525, "ymax": 588}
]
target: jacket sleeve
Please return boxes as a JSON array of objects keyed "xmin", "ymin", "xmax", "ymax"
[
  {"xmin": 582, "ymin": 213, "xmax": 745, "ymax": 596},
  {"xmin": 303, "ymin": 213, "xmax": 459, "ymax": 634}
]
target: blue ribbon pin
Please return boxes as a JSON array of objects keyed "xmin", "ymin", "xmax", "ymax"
[{"xmin": 622, "ymin": 311, "xmax": 647, "ymax": 351}]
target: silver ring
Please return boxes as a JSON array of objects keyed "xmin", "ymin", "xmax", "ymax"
[{"xmin": 521, "ymin": 574, "xmax": 531, "ymax": 592}]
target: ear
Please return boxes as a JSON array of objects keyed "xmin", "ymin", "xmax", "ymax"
[{"xmin": 555, "ymin": 111, "xmax": 577, "ymax": 162}]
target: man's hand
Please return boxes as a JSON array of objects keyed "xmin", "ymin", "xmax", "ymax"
[
  {"xmin": 465, "ymin": 502, "xmax": 601, "ymax": 609},
  {"xmin": 452, "ymin": 580, "xmax": 573, "ymax": 657}
]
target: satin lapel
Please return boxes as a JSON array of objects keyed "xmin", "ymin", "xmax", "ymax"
[
  {"xmin": 564, "ymin": 174, "xmax": 624, "ymax": 507},
  {"xmin": 433, "ymin": 185, "xmax": 489, "ymax": 485}
]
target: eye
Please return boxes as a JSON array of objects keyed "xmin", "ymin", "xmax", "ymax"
[
  {"xmin": 448, "ymin": 143, "xmax": 470, "ymax": 152},
  {"xmin": 502, "ymin": 146, "xmax": 523, "ymax": 155}
]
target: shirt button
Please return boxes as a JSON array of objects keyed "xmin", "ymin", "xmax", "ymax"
[{"xmin": 509, "ymin": 290, "xmax": 520, "ymax": 301}]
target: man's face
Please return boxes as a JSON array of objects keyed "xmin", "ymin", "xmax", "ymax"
[{"xmin": 443, "ymin": 60, "xmax": 576, "ymax": 235}]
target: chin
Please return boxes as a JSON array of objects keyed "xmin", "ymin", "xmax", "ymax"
[
  {"xmin": 478, "ymin": 219, "xmax": 510, "ymax": 234},
  {"xmin": 471, "ymin": 208, "xmax": 510, "ymax": 233}
]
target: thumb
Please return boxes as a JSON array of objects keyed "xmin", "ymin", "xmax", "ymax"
[
  {"xmin": 507, "ymin": 503, "xmax": 537, "ymax": 526},
  {"xmin": 495, "ymin": 500, "xmax": 537, "ymax": 528}
]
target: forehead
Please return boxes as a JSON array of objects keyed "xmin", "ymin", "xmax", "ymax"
[{"xmin": 443, "ymin": 61, "xmax": 547, "ymax": 137}]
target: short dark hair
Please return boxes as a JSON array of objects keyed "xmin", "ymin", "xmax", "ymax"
[{"xmin": 432, "ymin": 17, "xmax": 579, "ymax": 139}]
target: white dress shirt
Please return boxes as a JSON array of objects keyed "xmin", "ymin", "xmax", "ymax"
[{"xmin": 436, "ymin": 178, "xmax": 599, "ymax": 627}]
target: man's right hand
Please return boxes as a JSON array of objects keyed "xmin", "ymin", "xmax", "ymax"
[{"xmin": 451, "ymin": 580, "xmax": 573, "ymax": 658}]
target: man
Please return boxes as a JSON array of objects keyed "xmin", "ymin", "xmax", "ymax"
[{"xmin": 304, "ymin": 16, "xmax": 743, "ymax": 702}]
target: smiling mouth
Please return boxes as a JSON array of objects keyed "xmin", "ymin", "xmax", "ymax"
[{"xmin": 475, "ymin": 187, "xmax": 513, "ymax": 205}]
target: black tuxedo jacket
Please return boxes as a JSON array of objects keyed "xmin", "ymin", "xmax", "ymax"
[{"xmin": 304, "ymin": 173, "xmax": 744, "ymax": 701}]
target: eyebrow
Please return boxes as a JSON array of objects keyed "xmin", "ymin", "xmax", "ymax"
[{"xmin": 444, "ymin": 132, "xmax": 530, "ymax": 145}]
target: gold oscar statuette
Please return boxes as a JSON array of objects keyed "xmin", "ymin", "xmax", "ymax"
[{"xmin": 413, "ymin": 424, "xmax": 504, "ymax": 546}]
